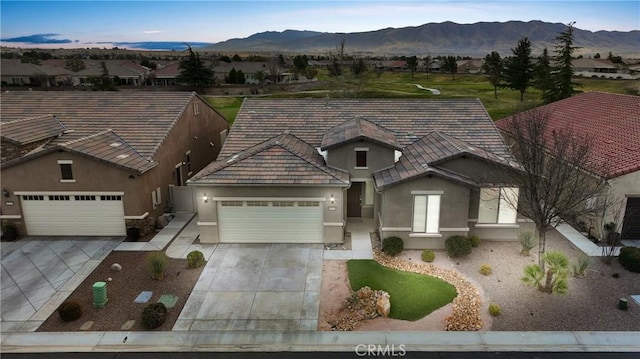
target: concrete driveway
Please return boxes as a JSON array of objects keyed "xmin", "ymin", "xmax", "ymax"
[
  {"xmin": 0, "ymin": 237, "xmax": 122, "ymax": 331},
  {"xmin": 174, "ymin": 243, "xmax": 323, "ymax": 331}
]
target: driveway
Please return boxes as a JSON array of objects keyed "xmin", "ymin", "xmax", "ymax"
[
  {"xmin": 0, "ymin": 237, "xmax": 122, "ymax": 331},
  {"xmin": 174, "ymin": 243, "xmax": 323, "ymax": 331}
]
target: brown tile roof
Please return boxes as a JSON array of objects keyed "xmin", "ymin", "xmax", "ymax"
[
  {"xmin": 495, "ymin": 92, "xmax": 640, "ymax": 178},
  {"xmin": 0, "ymin": 114, "xmax": 68, "ymax": 145},
  {"xmin": 219, "ymin": 98, "xmax": 512, "ymax": 160},
  {"xmin": 153, "ymin": 62, "xmax": 181, "ymax": 77},
  {"xmin": 321, "ymin": 118, "xmax": 401, "ymax": 150},
  {"xmin": 190, "ymin": 133, "xmax": 349, "ymax": 185},
  {"xmin": 373, "ymin": 131, "xmax": 516, "ymax": 188},
  {"xmin": 1, "ymin": 91, "xmax": 201, "ymax": 172}
]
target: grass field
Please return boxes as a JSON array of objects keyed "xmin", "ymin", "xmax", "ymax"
[
  {"xmin": 347, "ymin": 259, "xmax": 457, "ymax": 321},
  {"xmin": 206, "ymin": 71, "xmax": 638, "ymax": 123}
]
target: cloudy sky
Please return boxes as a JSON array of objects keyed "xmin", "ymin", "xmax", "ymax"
[{"xmin": 1, "ymin": 1, "xmax": 638, "ymax": 48}]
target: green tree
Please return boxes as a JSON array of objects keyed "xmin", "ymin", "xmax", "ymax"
[
  {"xmin": 406, "ymin": 56, "xmax": 418, "ymax": 78},
  {"xmin": 547, "ymin": 22, "xmax": 579, "ymax": 102},
  {"xmin": 88, "ymin": 61, "xmax": 117, "ymax": 91},
  {"xmin": 65, "ymin": 57, "xmax": 86, "ymax": 72},
  {"xmin": 593, "ymin": 52, "xmax": 601, "ymax": 59},
  {"xmin": 254, "ymin": 69, "xmax": 266, "ymax": 85},
  {"xmin": 481, "ymin": 51, "xmax": 503, "ymax": 99},
  {"xmin": 305, "ymin": 68, "xmax": 319, "ymax": 80},
  {"xmin": 350, "ymin": 58, "xmax": 368, "ymax": 78},
  {"xmin": 293, "ymin": 55, "xmax": 308, "ymax": 71},
  {"xmin": 442, "ymin": 56, "xmax": 458, "ymax": 80},
  {"xmin": 423, "ymin": 56, "xmax": 432, "ymax": 79},
  {"xmin": 177, "ymin": 45, "xmax": 215, "ymax": 89},
  {"xmin": 503, "ymin": 37, "xmax": 533, "ymax": 102},
  {"xmin": 521, "ymin": 251, "xmax": 569, "ymax": 294},
  {"xmin": 232, "ymin": 54, "xmax": 243, "ymax": 62},
  {"xmin": 533, "ymin": 48, "xmax": 553, "ymax": 102}
]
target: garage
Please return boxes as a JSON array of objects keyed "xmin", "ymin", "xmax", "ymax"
[
  {"xmin": 20, "ymin": 193, "xmax": 126, "ymax": 236},
  {"xmin": 218, "ymin": 200, "xmax": 323, "ymax": 243},
  {"xmin": 621, "ymin": 197, "xmax": 640, "ymax": 240}
]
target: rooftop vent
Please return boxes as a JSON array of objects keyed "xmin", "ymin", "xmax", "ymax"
[
  {"xmin": 116, "ymin": 154, "xmax": 130, "ymax": 159},
  {"xmin": 109, "ymin": 142, "xmax": 122, "ymax": 147},
  {"xmin": 226, "ymin": 154, "xmax": 239, "ymax": 163}
]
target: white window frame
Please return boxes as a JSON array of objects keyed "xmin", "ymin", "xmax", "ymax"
[
  {"xmin": 185, "ymin": 150, "xmax": 192, "ymax": 175},
  {"xmin": 412, "ymin": 194, "xmax": 441, "ymax": 234},
  {"xmin": 193, "ymin": 102, "xmax": 200, "ymax": 115},
  {"xmin": 57, "ymin": 160, "xmax": 75, "ymax": 182},
  {"xmin": 354, "ymin": 147, "xmax": 368, "ymax": 169},
  {"xmin": 478, "ymin": 187, "xmax": 519, "ymax": 224},
  {"xmin": 152, "ymin": 187, "xmax": 161, "ymax": 209}
]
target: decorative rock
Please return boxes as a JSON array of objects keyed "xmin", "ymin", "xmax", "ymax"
[
  {"xmin": 110, "ymin": 263, "xmax": 122, "ymax": 271},
  {"xmin": 107, "ymin": 277, "xmax": 113, "ymax": 282},
  {"xmin": 376, "ymin": 292, "xmax": 391, "ymax": 317},
  {"xmin": 156, "ymin": 215, "xmax": 169, "ymax": 229}
]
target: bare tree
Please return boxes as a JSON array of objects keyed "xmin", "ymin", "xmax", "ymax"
[{"xmin": 501, "ymin": 107, "xmax": 610, "ymax": 270}]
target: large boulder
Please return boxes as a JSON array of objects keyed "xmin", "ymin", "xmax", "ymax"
[{"xmin": 375, "ymin": 291, "xmax": 391, "ymax": 317}]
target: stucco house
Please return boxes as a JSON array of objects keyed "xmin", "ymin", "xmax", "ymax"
[
  {"xmin": 0, "ymin": 91, "xmax": 229, "ymax": 237},
  {"xmin": 188, "ymin": 98, "xmax": 532, "ymax": 249},
  {"xmin": 496, "ymin": 92, "xmax": 640, "ymax": 241}
]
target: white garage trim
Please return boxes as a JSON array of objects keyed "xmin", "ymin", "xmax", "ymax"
[
  {"xmin": 124, "ymin": 212, "xmax": 149, "ymax": 220},
  {"xmin": 212, "ymin": 197, "xmax": 326, "ymax": 202},
  {"xmin": 15, "ymin": 191, "xmax": 124, "ymax": 196},
  {"xmin": 218, "ymin": 200, "xmax": 323, "ymax": 243},
  {"xmin": 21, "ymin": 193, "xmax": 126, "ymax": 236}
]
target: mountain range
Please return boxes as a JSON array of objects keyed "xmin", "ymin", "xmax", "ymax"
[{"xmin": 204, "ymin": 20, "xmax": 639, "ymax": 57}]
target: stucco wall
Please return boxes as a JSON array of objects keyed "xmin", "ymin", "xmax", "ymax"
[
  {"xmin": 326, "ymin": 141, "xmax": 395, "ymax": 178},
  {"xmin": 192, "ymin": 185, "xmax": 345, "ymax": 244}
]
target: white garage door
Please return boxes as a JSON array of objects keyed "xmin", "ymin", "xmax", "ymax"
[
  {"xmin": 21, "ymin": 194, "xmax": 126, "ymax": 236},
  {"xmin": 218, "ymin": 200, "xmax": 323, "ymax": 243}
]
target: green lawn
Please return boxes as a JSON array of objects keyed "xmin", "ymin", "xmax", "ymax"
[
  {"xmin": 204, "ymin": 96, "xmax": 244, "ymax": 125},
  {"xmin": 347, "ymin": 259, "xmax": 457, "ymax": 321}
]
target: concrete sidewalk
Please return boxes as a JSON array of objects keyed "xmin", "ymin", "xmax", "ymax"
[
  {"xmin": 556, "ymin": 223, "xmax": 621, "ymax": 257},
  {"xmin": 324, "ymin": 219, "xmax": 374, "ymax": 260}
]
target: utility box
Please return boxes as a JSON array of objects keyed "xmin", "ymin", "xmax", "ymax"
[{"xmin": 93, "ymin": 281, "xmax": 108, "ymax": 308}]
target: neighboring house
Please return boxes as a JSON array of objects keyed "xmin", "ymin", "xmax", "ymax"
[
  {"xmin": 0, "ymin": 59, "xmax": 47, "ymax": 86},
  {"xmin": 152, "ymin": 62, "xmax": 180, "ymax": 86},
  {"xmin": 188, "ymin": 99, "xmax": 532, "ymax": 248},
  {"xmin": 0, "ymin": 91, "xmax": 229, "ymax": 237},
  {"xmin": 456, "ymin": 59, "xmax": 483, "ymax": 74},
  {"xmin": 496, "ymin": 92, "xmax": 640, "ymax": 241},
  {"xmin": 72, "ymin": 60, "xmax": 148, "ymax": 86},
  {"xmin": 213, "ymin": 62, "xmax": 295, "ymax": 84},
  {"xmin": 572, "ymin": 58, "xmax": 618, "ymax": 73}
]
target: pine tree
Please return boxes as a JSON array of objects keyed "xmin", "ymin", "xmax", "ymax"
[
  {"xmin": 533, "ymin": 48, "xmax": 554, "ymax": 102},
  {"xmin": 177, "ymin": 45, "xmax": 215, "ymax": 89},
  {"xmin": 503, "ymin": 37, "xmax": 533, "ymax": 102},
  {"xmin": 481, "ymin": 51, "xmax": 503, "ymax": 99},
  {"xmin": 547, "ymin": 22, "xmax": 579, "ymax": 102}
]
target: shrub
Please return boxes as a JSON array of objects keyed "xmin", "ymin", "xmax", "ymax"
[
  {"xmin": 57, "ymin": 300, "xmax": 82, "ymax": 322},
  {"xmin": 1, "ymin": 221, "xmax": 18, "ymax": 241},
  {"xmin": 147, "ymin": 251, "xmax": 168, "ymax": 280},
  {"xmin": 421, "ymin": 250, "xmax": 435, "ymax": 262},
  {"xmin": 612, "ymin": 273, "xmax": 620, "ymax": 278},
  {"xmin": 518, "ymin": 231, "xmax": 537, "ymax": 256},
  {"xmin": 469, "ymin": 235, "xmax": 481, "ymax": 247},
  {"xmin": 141, "ymin": 302, "xmax": 167, "ymax": 329},
  {"xmin": 571, "ymin": 255, "xmax": 590, "ymax": 278},
  {"xmin": 479, "ymin": 264, "xmax": 492, "ymax": 275},
  {"xmin": 488, "ymin": 303, "xmax": 501, "ymax": 316},
  {"xmin": 618, "ymin": 247, "xmax": 640, "ymax": 273},
  {"xmin": 445, "ymin": 235, "xmax": 472, "ymax": 258},
  {"xmin": 187, "ymin": 250, "xmax": 205, "ymax": 269},
  {"xmin": 521, "ymin": 251, "xmax": 569, "ymax": 294},
  {"xmin": 382, "ymin": 236, "xmax": 404, "ymax": 256}
]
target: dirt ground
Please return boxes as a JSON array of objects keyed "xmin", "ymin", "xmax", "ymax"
[
  {"xmin": 318, "ymin": 231, "xmax": 640, "ymax": 331},
  {"xmin": 38, "ymin": 251, "xmax": 203, "ymax": 332}
]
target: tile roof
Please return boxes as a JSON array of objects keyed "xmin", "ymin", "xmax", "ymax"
[
  {"xmin": 0, "ymin": 60, "xmax": 46, "ymax": 77},
  {"xmin": 219, "ymin": 98, "xmax": 512, "ymax": 160},
  {"xmin": 495, "ymin": 92, "xmax": 640, "ymax": 178},
  {"xmin": 321, "ymin": 117, "xmax": 401, "ymax": 150},
  {"xmin": 190, "ymin": 133, "xmax": 349, "ymax": 185},
  {"xmin": 1, "ymin": 91, "xmax": 200, "ymax": 173},
  {"xmin": 0, "ymin": 114, "xmax": 68, "ymax": 145},
  {"xmin": 373, "ymin": 131, "xmax": 516, "ymax": 188}
]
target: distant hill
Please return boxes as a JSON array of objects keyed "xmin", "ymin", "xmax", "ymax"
[{"xmin": 204, "ymin": 20, "xmax": 639, "ymax": 57}]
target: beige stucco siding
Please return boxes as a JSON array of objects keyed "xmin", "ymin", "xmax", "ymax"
[
  {"xmin": 326, "ymin": 141, "xmax": 395, "ymax": 177},
  {"xmin": 193, "ymin": 186, "xmax": 345, "ymax": 244}
]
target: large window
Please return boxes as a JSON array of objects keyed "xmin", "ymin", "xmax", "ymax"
[
  {"xmin": 412, "ymin": 194, "xmax": 440, "ymax": 233},
  {"xmin": 478, "ymin": 187, "xmax": 519, "ymax": 224}
]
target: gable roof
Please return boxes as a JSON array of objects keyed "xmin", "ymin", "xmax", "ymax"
[
  {"xmin": 0, "ymin": 91, "xmax": 202, "ymax": 173},
  {"xmin": 321, "ymin": 117, "xmax": 401, "ymax": 151},
  {"xmin": 219, "ymin": 98, "xmax": 512, "ymax": 160},
  {"xmin": 0, "ymin": 114, "xmax": 68, "ymax": 145},
  {"xmin": 373, "ymin": 131, "xmax": 516, "ymax": 188},
  {"xmin": 190, "ymin": 133, "xmax": 349, "ymax": 186},
  {"xmin": 495, "ymin": 92, "xmax": 640, "ymax": 179}
]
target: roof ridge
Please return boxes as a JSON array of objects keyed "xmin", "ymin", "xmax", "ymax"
[
  {"xmin": 59, "ymin": 128, "xmax": 114, "ymax": 146},
  {"xmin": 274, "ymin": 134, "xmax": 349, "ymax": 183},
  {"xmin": 0, "ymin": 113, "xmax": 56, "ymax": 126}
]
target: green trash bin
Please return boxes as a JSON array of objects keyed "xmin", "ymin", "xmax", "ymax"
[{"xmin": 93, "ymin": 281, "xmax": 108, "ymax": 308}]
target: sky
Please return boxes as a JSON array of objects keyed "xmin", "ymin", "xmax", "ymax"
[{"xmin": 1, "ymin": 0, "xmax": 639, "ymax": 49}]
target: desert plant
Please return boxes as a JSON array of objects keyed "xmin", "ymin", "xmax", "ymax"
[
  {"xmin": 1, "ymin": 221, "xmax": 18, "ymax": 241},
  {"xmin": 186, "ymin": 250, "xmax": 205, "ymax": 268},
  {"xmin": 571, "ymin": 255, "xmax": 590, "ymax": 278},
  {"xmin": 382, "ymin": 236, "xmax": 404, "ymax": 256},
  {"xmin": 618, "ymin": 247, "xmax": 640, "ymax": 273},
  {"xmin": 147, "ymin": 251, "xmax": 168, "ymax": 280},
  {"xmin": 57, "ymin": 300, "xmax": 82, "ymax": 322},
  {"xmin": 445, "ymin": 235, "xmax": 472, "ymax": 258},
  {"xmin": 480, "ymin": 264, "xmax": 492, "ymax": 275},
  {"xmin": 518, "ymin": 231, "xmax": 537, "ymax": 256},
  {"xmin": 141, "ymin": 302, "xmax": 167, "ymax": 329},
  {"xmin": 469, "ymin": 235, "xmax": 481, "ymax": 247},
  {"xmin": 488, "ymin": 303, "xmax": 501, "ymax": 316},
  {"xmin": 521, "ymin": 250, "xmax": 569, "ymax": 294},
  {"xmin": 421, "ymin": 249, "xmax": 435, "ymax": 262}
]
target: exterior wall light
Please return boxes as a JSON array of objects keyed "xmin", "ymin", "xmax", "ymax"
[
  {"xmin": 203, "ymin": 193, "xmax": 208, "ymax": 203},
  {"xmin": 2, "ymin": 189, "xmax": 9, "ymax": 198},
  {"xmin": 330, "ymin": 194, "xmax": 335, "ymax": 204}
]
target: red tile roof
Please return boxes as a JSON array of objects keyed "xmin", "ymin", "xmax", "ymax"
[{"xmin": 496, "ymin": 92, "xmax": 640, "ymax": 178}]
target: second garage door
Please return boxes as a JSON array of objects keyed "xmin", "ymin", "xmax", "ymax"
[
  {"xmin": 21, "ymin": 193, "xmax": 126, "ymax": 236},
  {"xmin": 218, "ymin": 200, "xmax": 323, "ymax": 243},
  {"xmin": 622, "ymin": 197, "xmax": 640, "ymax": 240}
]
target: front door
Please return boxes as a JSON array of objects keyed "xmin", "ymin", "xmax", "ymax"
[{"xmin": 347, "ymin": 182, "xmax": 362, "ymax": 217}]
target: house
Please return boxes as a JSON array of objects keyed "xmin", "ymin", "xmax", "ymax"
[
  {"xmin": 456, "ymin": 59, "xmax": 483, "ymax": 74},
  {"xmin": 495, "ymin": 92, "xmax": 640, "ymax": 241},
  {"xmin": 152, "ymin": 62, "xmax": 181, "ymax": 86},
  {"xmin": 188, "ymin": 99, "xmax": 533, "ymax": 249},
  {"xmin": 0, "ymin": 91, "xmax": 229, "ymax": 237},
  {"xmin": 71, "ymin": 60, "xmax": 148, "ymax": 86},
  {"xmin": 0, "ymin": 59, "xmax": 47, "ymax": 86}
]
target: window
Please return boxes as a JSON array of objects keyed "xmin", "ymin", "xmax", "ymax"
[
  {"xmin": 412, "ymin": 194, "xmax": 440, "ymax": 233},
  {"xmin": 194, "ymin": 102, "xmax": 200, "ymax": 115},
  {"xmin": 100, "ymin": 195, "xmax": 122, "ymax": 201},
  {"xmin": 152, "ymin": 187, "xmax": 161, "ymax": 209},
  {"xmin": 23, "ymin": 195, "xmax": 44, "ymax": 201},
  {"xmin": 272, "ymin": 201, "xmax": 294, "ymax": 207},
  {"xmin": 58, "ymin": 160, "xmax": 73, "ymax": 181},
  {"xmin": 247, "ymin": 201, "xmax": 269, "ymax": 207},
  {"xmin": 478, "ymin": 187, "xmax": 519, "ymax": 224},
  {"xmin": 221, "ymin": 201, "xmax": 243, "ymax": 207},
  {"xmin": 585, "ymin": 196, "xmax": 597, "ymax": 210},
  {"xmin": 49, "ymin": 195, "xmax": 70, "ymax": 201},
  {"xmin": 355, "ymin": 150, "xmax": 367, "ymax": 168},
  {"xmin": 298, "ymin": 201, "xmax": 320, "ymax": 207},
  {"xmin": 75, "ymin": 195, "xmax": 96, "ymax": 201},
  {"xmin": 185, "ymin": 151, "xmax": 192, "ymax": 174}
]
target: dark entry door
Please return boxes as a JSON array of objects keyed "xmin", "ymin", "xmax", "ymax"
[
  {"xmin": 622, "ymin": 197, "xmax": 640, "ymax": 240},
  {"xmin": 347, "ymin": 182, "xmax": 362, "ymax": 217}
]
